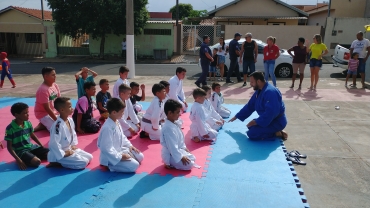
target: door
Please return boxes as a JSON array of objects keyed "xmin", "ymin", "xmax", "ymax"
[{"xmin": 6, "ymin": 33, "xmax": 17, "ymax": 55}]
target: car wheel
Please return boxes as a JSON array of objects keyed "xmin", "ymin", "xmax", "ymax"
[{"xmin": 275, "ymin": 64, "xmax": 292, "ymax": 78}]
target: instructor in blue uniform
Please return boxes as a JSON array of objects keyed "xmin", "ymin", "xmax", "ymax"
[
  {"xmin": 195, "ymin": 35, "xmax": 213, "ymax": 88},
  {"xmin": 229, "ymin": 71, "xmax": 288, "ymax": 140}
]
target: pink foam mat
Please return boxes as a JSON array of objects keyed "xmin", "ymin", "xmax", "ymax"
[{"xmin": 0, "ymin": 107, "xmax": 210, "ymax": 178}]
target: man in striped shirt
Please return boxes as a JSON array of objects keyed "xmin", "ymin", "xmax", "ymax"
[{"xmin": 5, "ymin": 103, "xmax": 49, "ymax": 170}]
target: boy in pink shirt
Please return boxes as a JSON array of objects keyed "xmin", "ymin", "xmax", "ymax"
[{"xmin": 34, "ymin": 67, "xmax": 61, "ymax": 132}]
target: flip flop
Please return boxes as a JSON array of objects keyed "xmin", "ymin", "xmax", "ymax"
[
  {"xmin": 287, "ymin": 150, "xmax": 307, "ymax": 159},
  {"xmin": 286, "ymin": 155, "xmax": 306, "ymax": 165}
]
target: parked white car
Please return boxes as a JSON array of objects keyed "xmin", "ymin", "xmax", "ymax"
[
  {"xmin": 331, "ymin": 44, "xmax": 350, "ymax": 71},
  {"xmin": 204, "ymin": 38, "xmax": 294, "ymax": 78}
]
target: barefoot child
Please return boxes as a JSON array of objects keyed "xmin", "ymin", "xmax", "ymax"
[
  {"xmin": 0, "ymin": 52, "xmax": 16, "ymax": 88},
  {"xmin": 208, "ymin": 48, "xmax": 218, "ymax": 81},
  {"xmin": 96, "ymin": 79, "xmax": 112, "ymax": 120},
  {"xmin": 97, "ymin": 98, "xmax": 144, "ymax": 172},
  {"xmin": 118, "ymin": 84, "xmax": 140, "ymax": 137},
  {"xmin": 34, "ymin": 67, "xmax": 61, "ymax": 132},
  {"xmin": 168, "ymin": 67, "xmax": 188, "ymax": 112},
  {"xmin": 140, "ymin": 84, "xmax": 167, "ymax": 140},
  {"xmin": 189, "ymin": 88, "xmax": 218, "ymax": 143},
  {"xmin": 130, "ymin": 82, "xmax": 146, "ymax": 115},
  {"xmin": 113, "ymin": 66, "xmax": 130, "ymax": 98},
  {"xmin": 210, "ymin": 82, "xmax": 231, "ymax": 118},
  {"xmin": 72, "ymin": 82, "xmax": 101, "ymax": 134},
  {"xmin": 75, "ymin": 67, "xmax": 98, "ymax": 98},
  {"xmin": 201, "ymin": 85, "xmax": 224, "ymax": 131},
  {"xmin": 161, "ymin": 99, "xmax": 196, "ymax": 170},
  {"xmin": 47, "ymin": 97, "xmax": 93, "ymax": 169},
  {"xmin": 5, "ymin": 103, "xmax": 49, "ymax": 170},
  {"xmin": 159, "ymin": 80, "xmax": 170, "ymax": 102},
  {"xmin": 345, "ymin": 52, "xmax": 359, "ymax": 88}
]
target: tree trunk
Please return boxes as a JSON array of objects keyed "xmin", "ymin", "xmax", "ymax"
[{"xmin": 99, "ymin": 34, "xmax": 105, "ymax": 59}]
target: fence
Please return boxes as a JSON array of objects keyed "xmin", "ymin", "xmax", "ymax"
[{"xmin": 182, "ymin": 25, "xmax": 221, "ymax": 55}]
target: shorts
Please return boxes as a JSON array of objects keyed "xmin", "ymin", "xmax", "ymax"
[
  {"xmin": 347, "ymin": 70, "xmax": 357, "ymax": 75},
  {"xmin": 243, "ymin": 60, "xmax": 256, "ymax": 75},
  {"xmin": 209, "ymin": 66, "xmax": 216, "ymax": 73},
  {"xmin": 293, "ymin": 63, "xmax": 306, "ymax": 74},
  {"xmin": 357, "ymin": 58, "xmax": 366, "ymax": 73},
  {"xmin": 40, "ymin": 115, "xmax": 55, "ymax": 131},
  {"xmin": 20, "ymin": 147, "xmax": 49, "ymax": 166},
  {"xmin": 218, "ymin": 55, "xmax": 225, "ymax": 64},
  {"xmin": 309, "ymin": 59, "xmax": 322, "ymax": 68}
]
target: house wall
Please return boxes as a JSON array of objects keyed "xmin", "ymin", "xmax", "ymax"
[
  {"xmin": 89, "ymin": 23, "xmax": 175, "ymax": 58},
  {"xmin": 14, "ymin": 33, "xmax": 43, "ymax": 56},
  {"xmin": 215, "ymin": 0, "xmax": 298, "ymax": 17},
  {"xmin": 324, "ymin": 17, "xmax": 370, "ymax": 55},
  {"xmin": 225, "ymin": 25, "xmax": 321, "ymax": 49},
  {"xmin": 307, "ymin": 11, "xmax": 332, "ymax": 27},
  {"xmin": 216, "ymin": 19, "xmax": 298, "ymax": 25},
  {"xmin": 43, "ymin": 21, "xmax": 57, "ymax": 58},
  {"xmin": 331, "ymin": 0, "xmax": 366, "ymax": 18},
  {"xmin": 0, "ymin": 9, "xmax": 44, "ymax": 33}
]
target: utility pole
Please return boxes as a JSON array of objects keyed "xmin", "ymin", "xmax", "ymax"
[
  {"xmin": 126, "ymin": 0, "xmax": 135, "ymax": 78},
  {"xmin": 41, "ymin": 0, "xmax": 44, "ymax": 20},
  {"xmin": 176, "ymin": 0, "xmax": 179, "ymax": 26}
]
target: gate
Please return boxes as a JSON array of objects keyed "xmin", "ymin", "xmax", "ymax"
[{"xmin": 182, "ymin": 25, "xmax": 221, "ymax": 55}]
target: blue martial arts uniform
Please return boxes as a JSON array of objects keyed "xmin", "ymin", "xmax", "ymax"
[{"xmin": 235, "ymin": 82, "xmax": 287, "ymax": 140}]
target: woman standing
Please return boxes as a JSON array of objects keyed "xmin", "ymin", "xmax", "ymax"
[
  {"xmin": 263, "ymin": 36, "xmax": 280, "ymax": 87},
  {"xmin": 239, "ymin": 33, "xmax": 258, "ymax": 87},
  {"xmin": 0, "ymin": 52, "xmax": 16, "ymax": 88},
  {"xmin": 288, "ymin": 37, "xmax": 308, "ymax": 89},
  {"xmin": 307, "ymin": 34, "xmax": 328, "ymax": 90},
  {"xmin": 217, "ymin": 37, "xmax": 227, "ymax": 81}
]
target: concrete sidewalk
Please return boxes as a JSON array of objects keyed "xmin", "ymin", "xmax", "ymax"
[{"xmin": 1, "ymin": 74, "xmax": 369, "ymax": 207}]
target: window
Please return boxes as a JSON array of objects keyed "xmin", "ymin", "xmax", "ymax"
[
  {"xmin": 240, "ymin": 22, "xmax": 253, "ymax": 25},
  {"xmin": 217, "ymin": 21, "xmax": 238, "ymax": 25},
  {"xmin": 144, "ymin": 29, "xmax": 171, "ymax": 35},
  {"xmin": 25, "ymin": 33, "xmax": 42, "ymax": 43},
  {"xmin": 267, "ymin": 22, "xmax": 286, "ymax": 25}
]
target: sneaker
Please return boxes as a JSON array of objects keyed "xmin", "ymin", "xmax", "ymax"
[
  {"xmin": 226, "ymin": 80, "xmax": 235, "ymax": 84},
  {"xmin": 217, "ymin": 78, "xmax": 221, "ymax": 81},
  {"xmin": 242, "ymin": 82, "xmax": 247, "ymax": 87}
]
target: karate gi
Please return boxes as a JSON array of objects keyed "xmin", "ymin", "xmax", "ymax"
[
  {"xmin": 211, "ymin": 92, "xmax": 231, "ymax": 118},
  {"xmin": 203, "ymin": 98, "xmax": 223, "ymax": 131},
  {"xmin": 48, "ymin": 117, "xmax": 93, "ymax": 169},
  {"xmin": 98, "ymin": 118, "xmax": 144, "ymax": 172},
  {"xmin": 189, "ymin": 102, "xmax": 218, "ymax": 141},
  {"xmin": 160, "ymin": 120, "xmax": 196, "ymax": 170},
  {"xmin": 112, "ymin": 78, "xmax": 130, "ymax": 98},
  {"xmin": 118, "ymin": 98, "xmax": 140, "ymax": 137},
  {"xmin": 235, "ymin": 82, "xmax": 287, "ymax": 140},
  {"xmin": 168, "ymin": 75, "xmax": 187, "ymax": 112},
  {"xmin": 141, "ymin": 96, "xmax": 166, "ymax": 140}
]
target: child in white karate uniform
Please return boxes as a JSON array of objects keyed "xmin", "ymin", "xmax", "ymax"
[
  {"xmin": 47, "ymin": 97, "xmax": 93, "ymax": 169},
  {"xmin": 97, "ymin": 98, "xmax": 144, "ymax": 173},
  {"xmin": 210, "ymin": 82, "xmax": 231, "ymax": 118},
  {"xmin": 118, "ymin": 84, "xmax": 141, "ymax": 137},
  {"xmin": 159, "ymin": 80, "xmax": 171, "ymax": 103},
  {"xmin": 201, "ymin": 85, "xmax": 224, "ymax": 131},
  {"xmin": 161, "ymin": 99, "xmax": 196, "ymax": 170},
  {"xmin": 140, "ymin": 84, "xmax": 167, "ymax": 140},
  {"xmin": 168, "ymin": 67, "xmax": 188, "ymax": 112},
  {"xmin": 113, "ymin": 66, "xmax": 130, "ymax": 98},
  {"xmin": 189, "ymin": 88, "xmax": 218, "ymax": 143}
]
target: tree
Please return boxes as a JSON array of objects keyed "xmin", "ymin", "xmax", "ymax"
[
  {"xmin": 47, "ymin": 0, "xmax": 149, "ymax": 58},
  {"xmin": 169, "ymin": 3, "xmax": 193, "ymax": 20}
]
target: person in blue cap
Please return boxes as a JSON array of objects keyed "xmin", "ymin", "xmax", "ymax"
[{"xmin": 226, "ymin": 33, "xmax": 243, "ymax": 84}]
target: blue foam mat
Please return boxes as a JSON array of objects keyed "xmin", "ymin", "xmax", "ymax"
[
  {"xmin": 0, "ymin": 97, "xmax": 36, "ymax": 109},
  {"xmin": 0, "ymin": 162, "xmax": 114, "ymax": 207}
]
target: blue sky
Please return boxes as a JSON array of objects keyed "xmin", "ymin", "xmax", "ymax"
[{"xmin": 1, "ymin": 0, "xmax": 325, "ymax": 12}]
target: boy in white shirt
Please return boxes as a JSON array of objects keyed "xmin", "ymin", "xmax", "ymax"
[
  {"xmin": 210, "ymin": 82, "xmax": 231, "ymax": 118},
  {"xmin": 47, "ymin": 97, "xmax": 93, "ymax": 169},
  {"xmin": 201, "ymin": 85, "xmax": 224, "ymax": 131},
  {"xmin": 118, "ymin": 84, "xmax": 141, "ymax": 137},
  {"xmin": 159, "ymin": 80, "xmax": 170, "ymax": 103},
  {"xmin": 140, "ymin": 84, "xmax": 167, "ymax": 140},
  {"xmin": 97, "ymin": 98, "xmax": 144, "ymax": 173},
  {"xmin": 168, "ymin": 67, "xmax": 188, "ymax": 112},
  {"xmin": 113, "ymin": 66, "xmax": 130, "ymax": 98},
  {"xmin": 161, "ymin": 99, "xmax": 196, "ymax": 170},
  {"xmin": 189, "ymin": 88, "xmax": 218, "ymax": 143}
]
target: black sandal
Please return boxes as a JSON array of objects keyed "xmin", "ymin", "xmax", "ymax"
[
  {"xmin": 287, "ymin": 150, "xmax": 307, "ymax": 158},
  {"xmin": 286, "ymin": 155, "xmax": 306, "ymax": 165}
]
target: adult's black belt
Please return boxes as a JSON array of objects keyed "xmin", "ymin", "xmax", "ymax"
[{"xmin": 142, "ymin": 117, "xmax": 152, "ymax": 124}]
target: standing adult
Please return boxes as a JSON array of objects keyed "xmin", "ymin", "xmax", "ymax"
[
  {"xmin": 196, "ymin": 35, "xmax": 214, "ymax": 88},
  {"xmin": 217, "ymin": 37, "xmax": 228, "ymax": 81},
  {"xmin": 288, "ymin": 37, "xmax": 308, "ymax": 89},
  {"xmin": 228, "ymin": 71, "xmax": 288, "ymax": 141},
  {"xmin": 226, "ymin": 33, "xmax": 243, "ymax": 84},
  {"xmin": 121, "ymin": 38, "xmax": 127, "ymax": 60},
  {"xmin": 350, "ymin": 31, "xmax": 370, "ymax": 89},
  {"xmin": 263, "ymin": 36, "xmax": 280, "ymax": 87},
  {"xmin": 307, "ymin": 34, "xmax": 328, "ymax": 90},
  {"xmin": 239, "ymin": 33, "xmax": 258, "ymax": 87}
]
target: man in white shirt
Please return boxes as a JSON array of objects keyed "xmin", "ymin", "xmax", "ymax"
[
  {"xmin": 350, "ymin": 31, "xmax": 370, "ymax": 89},
  {"xmin": 121, "ymin": 38, "xmax": 127, "ymax": 60},
  {"xmin": 168, "ymin": 67, "xmax": 188, "ymax": 112}
]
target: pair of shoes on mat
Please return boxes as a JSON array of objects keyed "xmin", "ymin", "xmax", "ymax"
[{"xmin": 286, "ymin": 150, "xmax": 307, "ymax": 165}]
